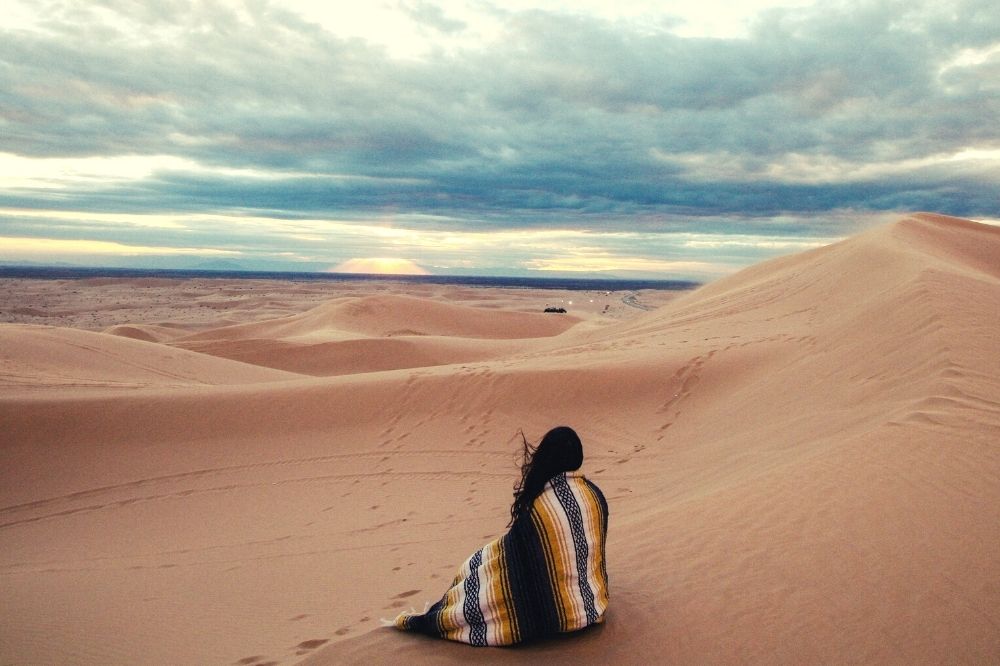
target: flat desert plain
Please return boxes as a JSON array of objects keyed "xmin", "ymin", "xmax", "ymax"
[{"xmin": 1, "ymin": 213, "xmax": 998, "ymax": 665}]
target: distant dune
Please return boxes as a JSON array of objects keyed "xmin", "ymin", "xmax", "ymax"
[
  {"xmin": 177, "ymin": 293, "xmax": 581, "ymax": 342},
  {"xmin": 1, "ymin": 213, "xmax": 998, "ymax": 665},
  {"xmin": 165, "ymin": 293, "xmax": 582, "ymax": 376},
  {"xmin": 102, "ymin": 323, "xmax": 186, "ymax": 343}
]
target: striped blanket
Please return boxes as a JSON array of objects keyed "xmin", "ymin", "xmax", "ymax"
[{"xmin": 393, "ymin": 472, "xmax": 609, "ymax": 646}]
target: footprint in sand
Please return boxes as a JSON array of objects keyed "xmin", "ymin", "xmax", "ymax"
[
  {"xmin": 296, "ymin": 639, "xmax": 328, "ymax": 651},
  {"xmin": 394, "ymin": 589, "xmax": 421, "ymax": 598}
]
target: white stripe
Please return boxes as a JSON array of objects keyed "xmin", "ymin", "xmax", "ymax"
[
  {"xmin": 567, "ymin": 477, "xmax": 607, "ymax": 615},
  {"xmin": 478, "ymin": 540, "xmax": 497, "ymax": 645},
  {"xmin": 450, "ymin": 553, "xmax": 472, "ymax": 643},
  {"xmin": 537, "ymin": 484, "xmax": 588, "ymax": 627},
  {"xmin": 554, "ymin": 478, "xmax": 592, "ymax": 626}
]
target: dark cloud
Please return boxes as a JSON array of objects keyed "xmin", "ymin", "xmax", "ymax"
[
  {"xmin": 1, "ymin": 0, "xmax": 998, "ymax": 242},
  {"xmin": 399, "ymin": 1, "xmax": 466, "ymax": 33}
]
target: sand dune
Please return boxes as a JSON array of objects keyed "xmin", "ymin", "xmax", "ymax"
[
  {"xmin": 1, "ymin": 213, "xmax": 998, "ymax": 664},
  {"xmin": 102, "ymin": 323, "xmax": 187, "ymax": 343},
  {"xmin": 174, "ymin": 336, "xmax": 531, "ymax": 376},
  {"xmin": 169, "ymin": 293, "xmax": 582, "ymax": 376},
  {"xmin": 0, "ymin": 324, "xmax": 298, "ymax": 390},
  {"xmin": 179, "ymin": 293, "xmax": 580, "ymax": 343}
]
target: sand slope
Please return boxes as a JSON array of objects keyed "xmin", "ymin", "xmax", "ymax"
[
  {"xmin": 1, "ymin": 213, "xmax": 998, "ymax": 665},
  {"xmin": 169, "ymin": 293, "xmax": 581, "ymax": 376},
  {"xmin": 0, "ymin": 324, "xmax": 299, "ymax": 389},
  {"xmin": 173, "ymin": 336, "xmax": 531, "ymax": 376},
  {"xmin": 102, "ymin": 323, "xmax": 186, "ymax": 343}
]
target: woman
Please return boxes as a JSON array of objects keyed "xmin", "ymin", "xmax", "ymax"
[{"xmin": 393, "ymin": 426, "xmax": 609, "ymax": 646}]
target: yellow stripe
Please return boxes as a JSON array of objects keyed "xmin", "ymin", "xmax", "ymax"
[
  {"xmin": 497, "ymin": 537, "xmax": 520, "ymax": 643},
  {"xmin": 490, "ymin": 542, "xmax": 513, "ymax": 645},
  {"xmin": 589, "ymin": 485, "xmax": 610, "ymax": 609},
  {"xmin": 484, "ymin": 541, "xmax": 505, "ymax": 645},
  {"xmin": 542, "ymin": 492, "xmax": 576, "ymax": 631},
  {"xmin": 535, "ymin": 492, "xmax": 578, "ymax": 629},
  {"xmin": 440, "ymin": 584, "xmax": 460, "ymax": 639},
  {"xmin": 530, "ymin": 506, "xmax": 567, "ymax": 630},
  {"xmin": 443, "ymin": 559, "xmax": 470, "ymax": 642},
  {"xmin": 498, "ymin": 542, "xmax": 516, "ymax": 644},
  {"xmin": 575, "ymin": 478, "xmax": 609, "ymax": 610},
  {"xmin": 401, "ymin": 478, "xmax": 609, "ymax": 643},
  {"xmin": 549, "ymin": 489, "xmax": 585, "ymax": 629}
]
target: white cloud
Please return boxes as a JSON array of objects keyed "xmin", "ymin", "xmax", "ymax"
[
  {"xmin": 0, "ymin": 153, "xmax": 192, "ymax": 189},
  {"xmin": 0, "ymin": 208, "xmax": 189, "ymax": 229},
  {"xmin": 0, "ymin": 236, "xmax": 240, "ymax": 257},
  {"xmin": 678, "ymin": 233, "xmax": 839, "ymax": 249},
  {"xmin": 524, "ymin": 254, "xmax": 724, "ymax": 275},
  {"xmin": 221, "ymin": 0, "xmax": 829, "ymax": 59}
]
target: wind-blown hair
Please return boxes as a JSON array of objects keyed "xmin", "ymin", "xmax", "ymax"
[{"xmin": 508, "ymin": 426, "xmax": 583, "ymax": 526}]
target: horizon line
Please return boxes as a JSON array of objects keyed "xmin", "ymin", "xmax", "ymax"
[{"xmin": 0, "ymin": 264, "xmax": 702, "ymax": 290}]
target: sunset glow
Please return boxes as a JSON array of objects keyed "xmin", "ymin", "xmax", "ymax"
[{"xmin": 328, "ymin": 258, "xmax": 431, "ymax": 276}]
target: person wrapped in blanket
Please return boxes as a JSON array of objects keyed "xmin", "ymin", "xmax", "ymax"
[{"xmin": 393, "ymin": 426, "xmax": 609, "ymax": 646}]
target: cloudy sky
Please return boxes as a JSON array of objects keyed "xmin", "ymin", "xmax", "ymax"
[{"xmin": 1, "ymin": 0, "xmax": 998, "ymax": 279}]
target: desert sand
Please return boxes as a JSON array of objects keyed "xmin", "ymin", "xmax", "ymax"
[{"xmin": 1, "ymin": 212, "xmax": 998, "ymax": 664}]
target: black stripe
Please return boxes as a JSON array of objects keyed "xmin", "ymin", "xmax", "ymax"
[
  {"xmin": 503, "ymin": 511, "xmax": 560, "ymax": 641},
  {"xmin": 585, "ymin": 478, "xmax": 610, "ymax": 595},
  {"xmin": 551, "ymin": 474, "xmax": 598, "ymax": 624},
  {"xmin": 396, "ymin": 477, "xmax": 610, "ymax": 645},
  {"xmin": 463, "ymin": 549, "xmax": 488, "ymax": 645}
]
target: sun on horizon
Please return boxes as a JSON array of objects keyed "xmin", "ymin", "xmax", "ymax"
[{"xmin": 327, "ymin": 257, "xmax": 431, "ymax": 276}]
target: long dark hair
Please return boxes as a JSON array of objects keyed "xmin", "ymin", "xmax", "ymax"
[{"xmin": 508, "ymin": 426, "xmax": 583, "ymax": 526}]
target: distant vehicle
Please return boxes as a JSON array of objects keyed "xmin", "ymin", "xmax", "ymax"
[{"xmin": 544, "ymin": 307, "xmax": 567, "ymax": 313}]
